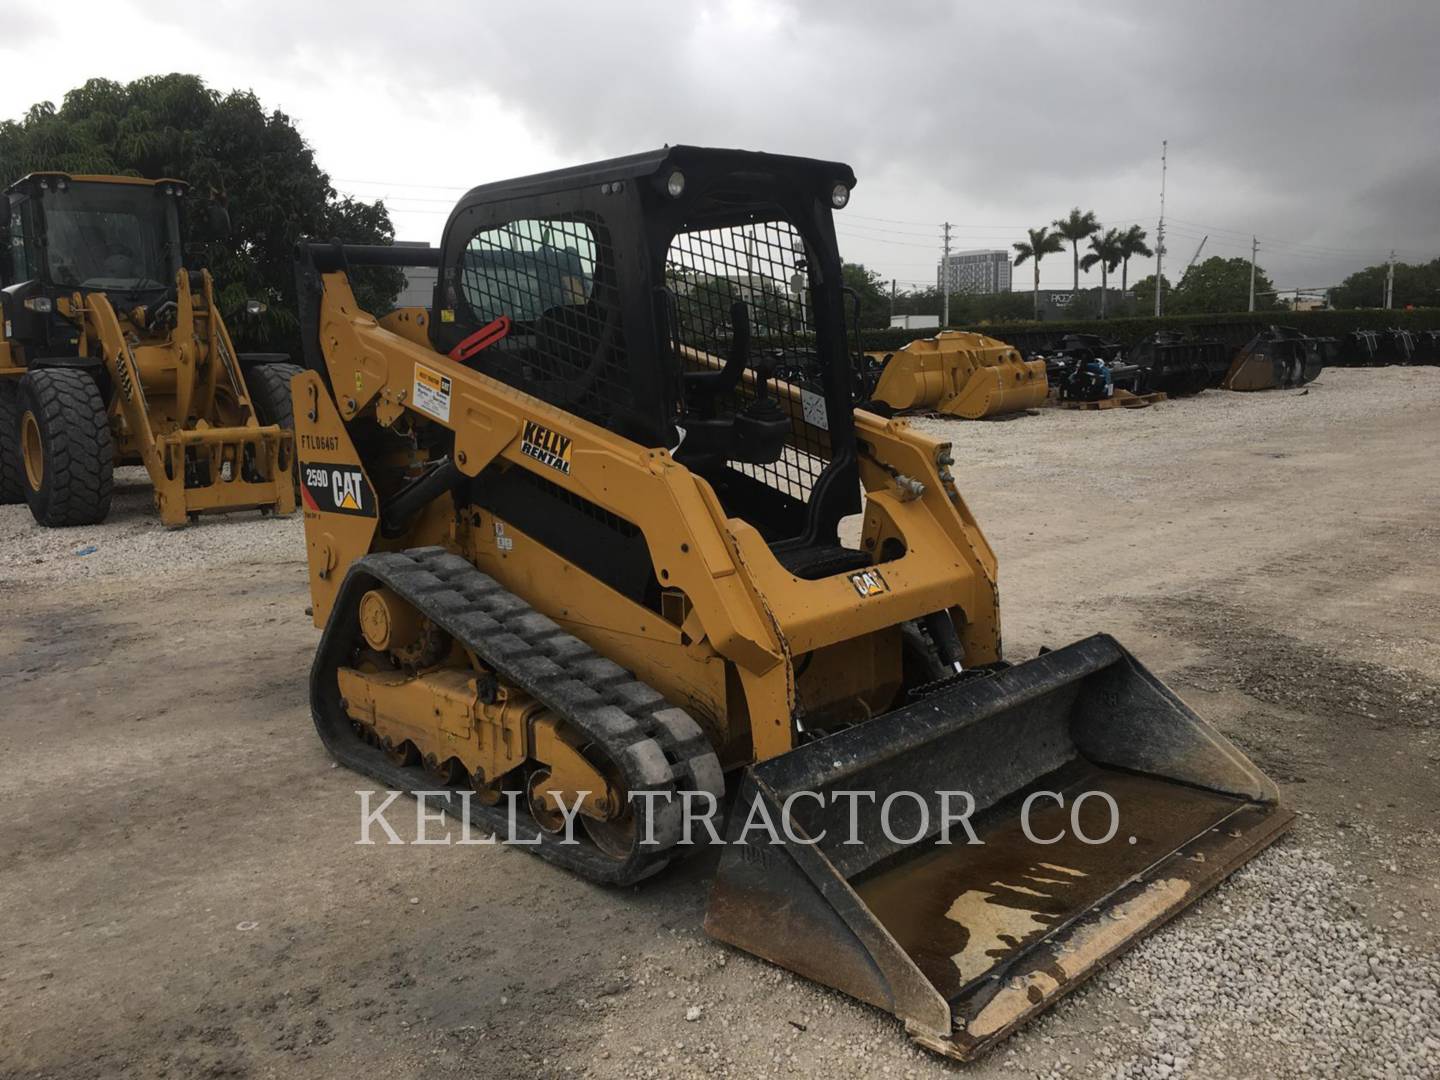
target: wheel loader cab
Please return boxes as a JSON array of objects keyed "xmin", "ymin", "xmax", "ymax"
[
  {"xmin": 429, "ymin": 147, "xmax": 863, "ymax": 560},
  {"xmin": 1, "ymin": 175, "xmax": 184, "ymax": 323}
]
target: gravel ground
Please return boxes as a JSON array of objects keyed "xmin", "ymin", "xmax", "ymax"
[
  {"xmin": 1087, "ymin": 842, "xmax": 1440, "ymax": 1080},
  {"xmin": 0, "ymin": 465, "xmax": 303, "ymax": 583},
  {"xmin": 1, "ymin": 367, "xmax": 1437, "ymax": 1079},
  {"xmin": 570, "ymin": 830, "xmax": 1439, "ymax": 1080}
]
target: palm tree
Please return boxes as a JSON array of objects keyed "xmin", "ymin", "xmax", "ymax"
[
  {"xmin": 1080, "ymin": 228, "xmax": 1125, "ymax": 317},
  {"xmin": 1053, "ymin": 208, "xmax": 1101, "ymax": 292},
  {"xmin": 1013, "ymin": 226, "xmax": 1067, "ymax": 319},
  {"xmin": 1117, "ymin": 225, "xmax": 1153, "ymax": 293}
]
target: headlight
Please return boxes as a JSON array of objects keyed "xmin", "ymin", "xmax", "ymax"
[
  {"xmin": 244, "ymin": 300, "xmax": 267, "ymax": 316},
  {"xmin": 666, "ymin": 170, "xmax": 685, "ymax": 198},
  {"xmin": 23, "ymin": 297, "xmax": 54, "ymax": 313},
  {"xmin": 830, "ymin": 182, "xmax": 850, "ymax": 209}
]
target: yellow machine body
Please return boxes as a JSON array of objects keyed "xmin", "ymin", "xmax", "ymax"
[
  {"xmin": 295, "ymin": 278, "xmax": 1000, "ymax": 769},
  {"xmin": 868, "ymin": 330, "xmax": 1048, "ymax": 419}
]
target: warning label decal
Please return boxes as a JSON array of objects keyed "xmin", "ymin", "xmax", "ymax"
[
  {"xmin": 413, "ymin": 364, "xmax": 452, "ymax": 422},
  {"xmin": 801, "ymin": 387, "xmax": 829, "ymax": 431}
]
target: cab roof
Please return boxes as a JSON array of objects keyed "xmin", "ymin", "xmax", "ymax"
[
  {"xmin": 5, "ymin": 172, "xmax": 189, "ymax": 196},
  {"xmin": 452, "ymin": 145, "xmax": 856, "ymax": 209}
]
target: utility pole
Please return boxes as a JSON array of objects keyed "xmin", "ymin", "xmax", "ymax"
[
  {"xmin": 1154, "ymin": 140, "xmax": 1167, "ymax": 317},
  {"xmin": 1384, "ymin": 250, "xmax": 1395, "ymax": 309},
  {"xmin": 890, "ymin": 278, "xmax": 897, "ymax": 323},
  {"xmin": 1248, "ymin": 236, "xmax": 1258, "ymax": 312},
  {"xmin": 941, "ymin": 222, "xmax": 952, "ymax": 327}
]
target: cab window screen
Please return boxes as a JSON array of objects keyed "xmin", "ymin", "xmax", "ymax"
[
  {"xmin": 455, "ymin": 216, "xmax": 633, "ymax": 432},
  {"xmin": 665, "ymin": 218, "xmax": 830, "ymax": 503}
]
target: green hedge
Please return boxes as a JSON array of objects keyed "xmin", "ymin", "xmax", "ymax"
[{"xmin": 859, "ymin": 307, "xmax": 1440, "ymax": 352}]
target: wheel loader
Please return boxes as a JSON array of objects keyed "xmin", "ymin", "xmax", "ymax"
[
  {"xmin": 864, "ymin": 330, "xmax": 1048, "ymax": 419},
  {"xmin": 291, "ymin": 146, "xmax": 1292, "ymax": 1061},
  {"xmin": 0, "ymin": 173, "xmax": 299, "ymax": 527}
]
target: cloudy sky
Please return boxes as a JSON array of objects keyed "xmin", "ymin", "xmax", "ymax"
[{"xmin": 5, "ymin": 0, "xmax": 1438, "ymax": 298}]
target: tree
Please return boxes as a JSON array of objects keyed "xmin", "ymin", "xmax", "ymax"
[
  {"xmin": 1079, "ymin": 228, "xmax": 1125, "ymax": 318},
  {"xmin": 1117, "ymin": 225, "xmax": 1153, "ymax": 293},
  {"xmin": 1168, "ymin": 256, "xmax": 1278, "ymax": 314},
  {"xmin": 1129, "ymin": 273, "xmax": 1172, "ymax": 312},
  {"xmin": 893, "ymin": 285, "xmax": 942, "ymax": 318},
  {"xmin": 0, "ymin": 74, "xmax": 403, "ymax": 353},
  {"xmin": 1013, "ymin": 227, "xmax": 1066, "ymax": 319},
  {"xmin": 1330, "ymin": 258, "xmax": 1440, "ymax": 309},
  {"xmin": 842, "ymin": 262, "xmax": 892, "ymax": 328},
  {"xmin": 1053, "ymin": 207, "xmax": 1101, "ymax": 292},
  {"xmin": 954, "ymin": 290, "xmax": 1037, "ymax": 324}
]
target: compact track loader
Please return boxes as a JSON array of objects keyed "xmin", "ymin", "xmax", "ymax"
[
  {"xmin": 865, "ymin": 330, "xmax": 1047, "ymax": 419},
  {"xmin": 0, "ymin": 173, "xmax": 299, "ymax": 527},
  {"xmin": 292, "ymin": 147, "xmax": 1291, "ymax": 1060}
]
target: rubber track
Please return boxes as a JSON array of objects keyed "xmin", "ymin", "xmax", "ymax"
[
  {"xmin": 19, "ymin": 369, "xmax": 113, "ymax": 526},
  {"xmin": 311, "ymin": 546, "xmax": 725, "ymax": 885},
  {"xmin": 0, "ymin": 380, "xmax": 24, "ymax": 504}
]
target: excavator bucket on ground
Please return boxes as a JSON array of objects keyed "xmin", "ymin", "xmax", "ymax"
[
  {"xmin": 1221, "ymin": 326, "xmax": 1325, "ymax": 391},
  {"xmin": 866, "ymin": 331, "xmax": 1047, "ymax": 419},
  {"xmin": 1413, "ymin": 330, "xmax": 1440, "ymax": 366},
  {"xmin": 707, "ymin": 634, "xmax": 1293, "ymax": 1061},
  {"xmin": 1126, "ymin": 332, "xmax": 1229, "ymax": 396}
]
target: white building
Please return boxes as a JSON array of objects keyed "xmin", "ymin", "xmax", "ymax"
[{"xmin": 938, "ymin": 250, "xmax": 1012, "ymax": 295}]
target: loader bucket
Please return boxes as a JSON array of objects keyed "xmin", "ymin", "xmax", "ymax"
[
  {"xmin": 1127, "ymin": 332, "xmax": 1228, "ymax": 396},
  {"xmin": 705, "ymin": 634, "xmax": 1293, "ymax": 1061},
  {"xmin": 1221, "ymin": 326, "xmax": 1324, "ymax": 391}
]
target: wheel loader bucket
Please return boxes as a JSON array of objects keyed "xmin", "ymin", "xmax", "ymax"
[
  {"xmin": 868, "ymin": 331, "xmax": 1048, "ymax": 418},
  {"xmin": 705, "ymin": 634, "xmax": 1293, "ymax": 1061}
]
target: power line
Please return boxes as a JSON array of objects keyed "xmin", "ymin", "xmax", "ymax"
[
  {"xmin": 835, "ymin": 229, "xmax": 943, "ymax": 250},
  {"xmin": 834, "ymin": 220, "xmax": 945, "ymax": 240},
  {"xmin": 335, "ymin": 177, "xmax": 470, "ymax": 191}
]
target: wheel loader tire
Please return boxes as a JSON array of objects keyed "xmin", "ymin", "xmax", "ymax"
[
  {"xmin": 0, "ymin": 379, "xmax": 26, "ymax": 505},
  {"xmin": 247, "ymin": 363, "xmax": 303, "ymax": 431},
  {"xmin": 16, "ymin": 368, "xmax": 114, "ymax": 527}
]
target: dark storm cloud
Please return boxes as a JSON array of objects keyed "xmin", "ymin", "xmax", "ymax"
[{"xmin": 149, "ymin": 0, "xmax": 1440, "ymax": 285}]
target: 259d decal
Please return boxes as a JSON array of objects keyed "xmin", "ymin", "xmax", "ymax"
[{"xmin": 301, "ymin": 464, "xmax": 376, "ymax": 517}]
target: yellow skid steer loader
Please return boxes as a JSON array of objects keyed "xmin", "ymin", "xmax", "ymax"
[
  {"xmin": 290, "ymin": 147, "xmax": 1291, "ymax": 1060},
  {"xmin": 866, "ymin": 330, "xmax": 1048, "ymax": 419},
  {"xmin": 0, "ymin": 174, "xmax": 298, "ymax": 527}
]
